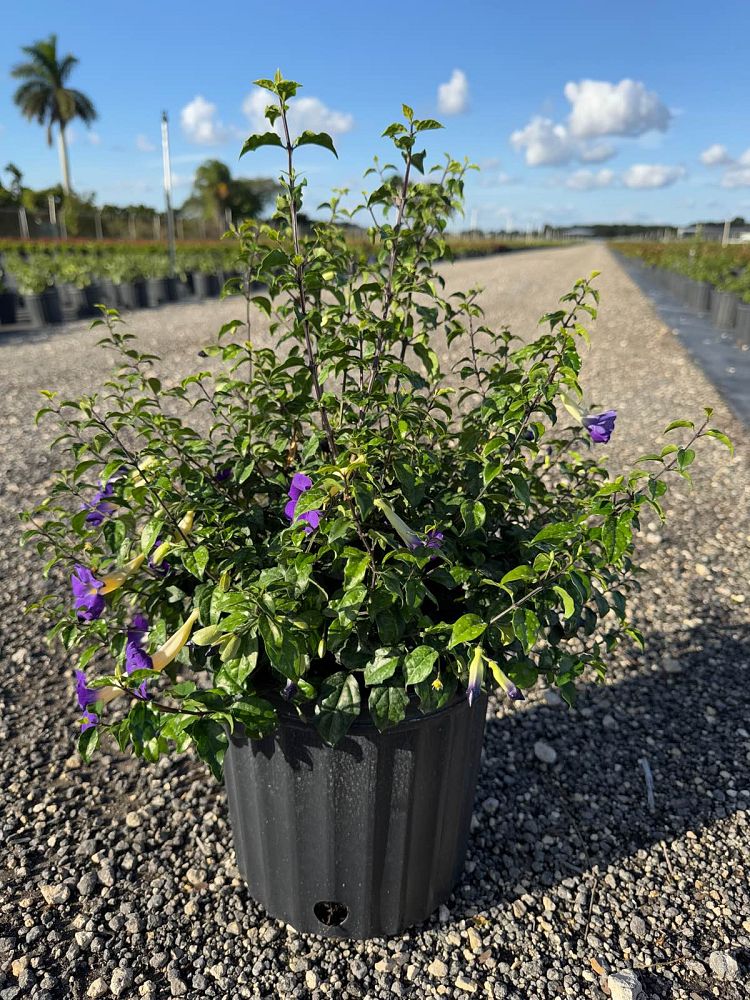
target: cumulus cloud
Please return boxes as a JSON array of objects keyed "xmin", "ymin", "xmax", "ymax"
[
  {"xmin": 180, "ymin": 96, "xmax": 228, "ymax": 146},
  {"xmin": 510, "ymin": 116, "xmax": 574, "ymax": 166},
  {"xmin": 511, "ymin": 78, "xmax": 670, "ymax": 167},
  {"xmin": 700, "ymin": 143, "xmax": 732, "ymax": 166},
  {"xmin": 622, "ymin": 163, "xmax": 686, "ymax": 189},
  {"xmin": 437, "ymin": 69, "xmax": 469, "ymax": 115},
  {"xmin": 242, "ymin": 89, "xmax": 353, "ymax": 139},
  {"xmin": 564, "ymin": 79, "xmax": 671, "ymax": 138},
  {"xmin": 136, "ymin": 134, "xmax": 156, "ymax": 153},
  {"xmin": 579, "ymin": 142, "xmax": 616, "ymax": 163},
  {"xmin": 87, "ymin": 131, "xmax": 101, "ymax": 146},
  {"xmin": 565, "ymin": 168, "xmax": 616, "ymax": 190}
]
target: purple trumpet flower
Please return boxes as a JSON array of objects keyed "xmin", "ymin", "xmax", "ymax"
[
  {"xmin": 71, "ymin": 565, "xmax": 105, "ymax": 622},
  {"xmin": 284, "ymin": 473, "xmax": 321, "ymax": 534},
  {"xmin": 214, "ymin": 466, "xmax": 232, "ymax": 483},
  {"xmin": 75, "ymin": 669, "xmax": 98, "ymax": 711},
  {"xmin": 282, "ymin": 679, "xmax": 297, "ymax": 701},
  {"xmin": 583, "ymin": 409, "xmax": 617, "ymax": 444},
  {"xmin": 83, "ymin": 479, "xmax": 115, "ymax": 527},
  {"xmin": 125, "ymin": 615, "xmax": 151, "ymax": 700},
  {"xmin": 80, "ymin": 710, "xmax": 99, "ymax": 732}
]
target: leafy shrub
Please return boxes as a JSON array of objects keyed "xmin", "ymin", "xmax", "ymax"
[{"xmin": 24, "ymin": 75, "xmax": 731, "ymax": 779}]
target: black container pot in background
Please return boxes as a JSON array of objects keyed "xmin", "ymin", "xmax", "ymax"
[
  {"xmin": 736, "ymin": 303, "xmax": 750, "ymax": 346},
  {"xmin": 225, "ymin": 692, "xmax": 488, "ymax": 939},
  {"xmin": 0, "ymin": 290, "xmax": 18, "ymax": 325},
  {"xmin": 58, "ymin": 284, "xmax": 86, "ymax": 322},
  {"xmin": 192, "ymin": 271, "xmax": 219, "ymax": 299},
  {"xmin": 144, "ymin": 277, "xmax": 168, "ymax": 308},
  {"xmin": 115, "ymin": 280, "xmax": 147, "ymax": 311},
  {"xmin": 83, "ymin": 283, "xmax": 105, "ymax": 317},
  {"xmin": 42, "ymin": 287, "xmax": 63, "ymax": 324},
  {"xmin": 685, "ymin": 279, "xmax": 711, "ymax": 312},
  {"xmin": 711, "ymin": 290, "xmax": 738, "ymax": 330},
  {"xmin": 23, "ymin": 293, "xmax": 50, "ymax": 328},
  {"xmin": 98, "ymin": 278, "xmax": 118, "ymax": 310}
]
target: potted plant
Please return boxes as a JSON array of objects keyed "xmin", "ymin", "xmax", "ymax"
[
  {"xmin": 143, "ymin": 252, "xmax": 171, "ymax": 308},
  {"xmin": 104, "ymin": 252, "xmax": 147, "ymax": 311},
  {"xmin": 0, "ymin": 268, "xmax": 18, "ymax": 326},
  {"xmin": 7, "ymin": 253, "xmax": 60, "ymax": 327},
  {"xmin": 23, "ymin": 74, "xmax": 731, "ymax": 939}
]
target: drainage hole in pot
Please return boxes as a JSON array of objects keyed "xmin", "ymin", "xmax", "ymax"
[{"xmin": 313, "ymin": 900, "xmax": 349, "ymax": 926}]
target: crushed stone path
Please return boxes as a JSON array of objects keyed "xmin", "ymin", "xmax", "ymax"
[{"xmin": 0, "ymin": 245, "xmax": 748, "ymax": 1000}]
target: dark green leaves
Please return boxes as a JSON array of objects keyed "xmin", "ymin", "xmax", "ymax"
[
  {"xmin": 294, "ymin": 131, "xmax": 338, "ymax": 158},
  {"xmin": 368, "ymin": 684, "xmax": 409, "ymax": 731},
  {"xmin": 404, "ymin": 645, "xmax": 439, "ymax": 685},
  {"xmin": 240, "ymin": 132, "xmax": 284, "ymax": 156},
  {"xmin": 363, "ymin": 649, "xmax": 401, "ymax": 685},
  {"xmin": 449, "ymin": 614, "xmax": 486, "ymax": 648},
  {"xmin": 314, "ymin": 672, "xmax": 360, "ymax": 745},
  {"xmin": 512, "ymin": 609, "xmax": 540, "ymax": 652}
]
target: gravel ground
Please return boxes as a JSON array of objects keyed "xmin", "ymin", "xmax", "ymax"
[{"xmin": 1, "ymin": 244, "xmax": 749, "ymax": 1000}]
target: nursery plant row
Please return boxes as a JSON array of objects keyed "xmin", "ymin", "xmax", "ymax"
[
  {"xmin": 0, "ymin": 236, "xmax": 543, "ymax": 329},
  {"xmin": 611, "ymin": 241, "xmax": 750, "ymax": 345}
]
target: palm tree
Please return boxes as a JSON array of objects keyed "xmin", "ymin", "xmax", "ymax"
[{"xmin": 11, "ymin": 34, "xmax": 97, "ymax": 194}]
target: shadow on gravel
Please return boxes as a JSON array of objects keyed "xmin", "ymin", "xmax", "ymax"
[{"xmin": 442, "ymin": 604, "xmax": 749, "ymax": 985}]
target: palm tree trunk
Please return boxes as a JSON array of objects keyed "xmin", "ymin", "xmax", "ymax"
[{"xmin": 57, "ymin": 125, "xmax": 71, "ymax": 194}]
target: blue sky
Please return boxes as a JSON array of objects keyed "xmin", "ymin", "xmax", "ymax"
[{"xmin": 1, "ymin": 0, "xmax": 749, "ymax": 229}]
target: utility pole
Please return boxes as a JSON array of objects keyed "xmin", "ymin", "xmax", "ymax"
[
  {"xmin": 161, "ymin": 111, "xmax": 177, "ymax": 273},
  {"xmin": 722, "ymin": 219, "xmax": 731, "ymax": 247}
]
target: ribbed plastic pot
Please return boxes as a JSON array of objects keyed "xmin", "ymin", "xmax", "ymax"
[
  {"xmin": 711, "ymin": 290, "xmax": 738, "ymax": 330},
  {"xmin": 145, "ymin": 278, "xmax": 168, "ymax": 308},
  {"xmin": 224, "ymin": 692, "xmax": 488, "ymax": 939},
  {"xmin": 192, "ymin": 272, "xmax": 219, "ymax": 299},
  {"xmin": 41, "ymin": 288, "xmax": 63, "ymax": 324},
  {"xmin": 736, "ymin": 303, "xmax": 750, "ymax": 346},
  {"xmin": 686, "ymin": 279, "xmax": 711, "ymax": 312}
]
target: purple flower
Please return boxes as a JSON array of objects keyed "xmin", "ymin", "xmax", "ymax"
[
  {"xmin": 125, "ymin": 615, "xmax": 151, "ymax": 700},
  {"xmin": 71, "ymin": 565, "xmax": 105, "ymax": 622},
  {"xmin": 83, "ymin": 479, "xmax": 115, "ymax": 527},
  {"xmin": 408, "ymin": 529, "xmax": 444, "ymax": 554},
  {"xmin": 75, "ymin": 669, "xmax": 97, "ymax": 710},
  {"xmin": 148, "ymin": 538, "xmax": 170, "ymax": 575},
  {"xmin": 214, "ymin": 466, "xmax": 232, "ymax": 483},
  {"xmin": 583, "ymin": 409, "xmax": 617, "ymax": 444},
  {"xmin": 282, "ymin": 679, "xmax": 297, "ymax": 701},
  {"xmin": 80, "ymin": 710, "xmax": 99, "ymax": 732},
  {"xmin": 284, "ymin": 473, "xmax": 321, "ymax": 535}
]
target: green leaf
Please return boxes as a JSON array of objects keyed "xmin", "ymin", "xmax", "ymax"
[
  {"xmin": 460, "ymin": 499, "xmax": 486, "ymax": 534},
  {"xmin": 260, "ymin": 248, "xmax": 290, "ymax": 271},
  {"xmin": 140, "ymin": 518, "xmax": 163, "ymax": 556},
  {"xmin": 512, "ymin": 609, "xmax": 540, "ymax": 653},
  {"xmin": 183, "ymin": 544, "xmax": 209, "ymax": 579},
  {"xmin": 368, "ymin": 684, "xmax": 409, "ymax": 732},
  {"xmin": 552, "ymin": 585, "xmax": 575, "ymax": 619},
  {"xmin": 78, "ymin": 726, "xmax": 100, "ymax": 763},
  {"xmin": 294, "ymin": 130, "xmax": 338, "ymax": 158},
  {"xmin": 232, "ymin": 696, "xmax": 277, "ymax": 739},
  {"xmin": 192, "ymin": 623, "xmax": 223, "ymax": 646},
  {"xmin": 240, "ymin": 132, "xmax": 284, "ymax": 156},
  {"xmin": 343, "ymin": 549, "xmax": 370, "ymax": 589},
  {"xmin": 703, "ymin": 429, "xmax": 734, "ymax": 455},
  {"xmin": 501, "ymin": 565, "xmax": 535, "ymax": 586},
  {"xmin": 314, "ymin": 672, "xmax": 361, "ymax": 745},
  {"xmin": 363, "ymin": 648, "xmax": 401, "ymax": 685},
  {"xmin": 448, "ymin": 614, "xmax": 486, "ymax": 648},
  {"xmin": 186, "ymin": 719, "xmax": 228, "ymax": 782},
  {"xmin": 664, "ymin": 419, "xmax": 694, "ymax": 433},
  {"xmin": 531, "ymin": 522, "xmax": 577, "ymax": 545},
  {"xmin": 404, "ymin": 645, "xmax": 439, "ymax": 685}
]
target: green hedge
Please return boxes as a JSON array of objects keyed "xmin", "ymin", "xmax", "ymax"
[{"xmin": 612, "ymin": 240, "xmax": 750, "ymax": 302}]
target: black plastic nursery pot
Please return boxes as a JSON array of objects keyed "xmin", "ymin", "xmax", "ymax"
[
  {"xmin": 224, "ymin": 691, "xmax": 488, "ymax": 939},
  {"xmin": 711, "ymin": 290, "xmax": 738, "ymax": 330},
  {"xmin": 736, "ymin": 303, "xmax": 750, "ymax": 347},
  {"xmin": 115, "ymin": 280, "xmax": 147, "ymax": 311},
  {"xmin": 145, "ymin": 277, "xmax": 168, "ymax": 308},
  {"xmin": 192, "ymin": 271, "xmax": 219, "ymax": 299},
  {"xmin": 58, "ymin": 284, "xmax": 86, "ymax": 322},
  {"xmin": 0, "ymin": 290, "xmax": 18, "ymax": 325}
]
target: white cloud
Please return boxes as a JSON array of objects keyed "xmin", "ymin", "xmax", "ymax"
[
  {"xmin": 566, "ymin": 168, "xmax": 616, "ymax": 190},
  {"xmin": 180, "ymin": 95, "xmax": 228, "ymax": 146},
  {"xmin": 510, "ymin": 116, "xmax": 575, "ymax": 166},
  {"xmin": 511, "ymin": 78, "xmax": 670, "ymax": 168},
  {"xmin": 87, "ymin": 131, "xmax": 101, "ymax": 146},
  {"xmin": 136, "ymin": 134, "xmax": 156, "ymax": 153},
  {"xmin": 579, "ymin": 142, "xmax": 615, "ymax": 163},
  {"xmin": 437, "ymin": 69, "xmax": 469, "ymax": 116},
  {"xmin": 242, "ymin": 89, "xmax": 354, "ymax": 139},
  {"xmin": 722, "ymin": 165, "xmax": 750, "ymax": 188},
  {"xmin": 622, "ymin": 163, "xmax": 686, "ymax": 189},
  {"xmin": 700, "ymin": 143, "xmax": 732, "ymax": 166},
  {"xmin": 565, "ymin": 79, "xmax": 671, "ymax": 138}
]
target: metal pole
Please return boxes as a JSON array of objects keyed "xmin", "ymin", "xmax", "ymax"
[
  {"xmin": 95, "ymin": 209, "xmax": 103, "ymax": 240},
  {"xmin": 722, "ymin": 219, "xmax": 731, "ymax": 247},
  {"xmin": 161, "ymin": 111, "xmax": 177, "ymax": 273},
  {"xmin": 18, "ymin": 206, "xmax": 29, "ymax": 239},
  {"xmin": 48, "ymin": 194, "xmax": 57, "ymax": 230}
]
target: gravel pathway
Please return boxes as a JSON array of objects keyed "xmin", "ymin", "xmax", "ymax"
[{"xmin": 1, "ymin": 245, "xmax": 749, "ymax": 1000}]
